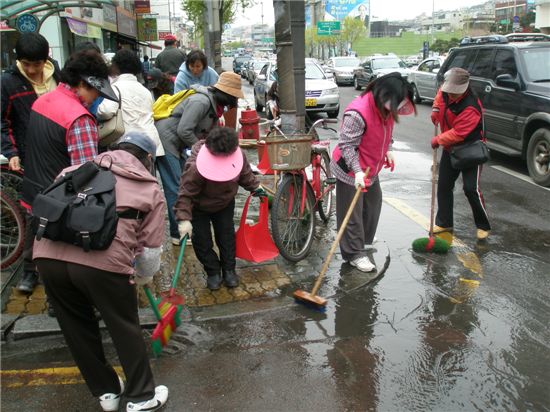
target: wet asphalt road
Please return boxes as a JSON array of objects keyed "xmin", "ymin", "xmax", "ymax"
[{"xmin": 2, "ymin": 61, "xmax": 549, "ymax": 411}]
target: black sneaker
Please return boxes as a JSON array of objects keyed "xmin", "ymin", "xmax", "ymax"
[
  {"xmin": 223, "ymin": 270, "xmax": 239, "ymax": 288},
  {"xmin": 206, "ymin": 274, "xmax": 222, "ymax": 291},
  {"xmin": 17, "ymin": 271, "xmax": 39, "ymax": 293}
]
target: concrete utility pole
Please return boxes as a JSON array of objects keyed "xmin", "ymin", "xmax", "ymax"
[
  {"xmin": 290, "ymin": 0, "xmax": 305, "ymax": 132},
  {"xmin": 273, "ymin": 0, "xmax": 298, "ymax": 133},
  {"xmin": 204, "ymin": 0, "xmax": 222, "ymax": 73}
]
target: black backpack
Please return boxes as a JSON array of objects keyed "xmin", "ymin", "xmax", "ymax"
[{"xmin": 32, "ymin": 159, "xmax": 139, "ymax": 252}]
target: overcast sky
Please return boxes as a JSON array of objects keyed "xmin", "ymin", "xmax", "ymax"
[{"xmin": 235, "ymin": 0, "xmax": 489, "ymax": 26}]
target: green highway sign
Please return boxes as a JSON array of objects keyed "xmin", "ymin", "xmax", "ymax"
[{"xmin": 317, "ymin": 21, "xmax": 340, "ymax": 36}]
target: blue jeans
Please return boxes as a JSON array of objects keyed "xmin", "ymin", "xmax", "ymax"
[{"xmin": 156, "ymin": 153, "xmax": 185, "ymax": 238}]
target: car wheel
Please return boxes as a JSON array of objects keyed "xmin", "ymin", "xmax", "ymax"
[
  {"xmin": 354, "ymin": 77, "xmax": 361, "ymax": 90},
  {"xmin": 327, "ymin": 108, "xmax": 339, "ymax": 118},
  {"xmin": 526, "ymin": 127, "xmax": 550, "ymax": 187},
  {"xmin": 412, "ymin": 84, "xmax": 422, "ymax": 103}
]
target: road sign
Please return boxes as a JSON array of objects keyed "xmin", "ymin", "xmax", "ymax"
[
  {"xmin": 16, "ymin": 14, "xmax": 39, "ymax": 33},
  {"xmin": 317, "ymin": 21, "xmax": 340, "ymax": 36}
]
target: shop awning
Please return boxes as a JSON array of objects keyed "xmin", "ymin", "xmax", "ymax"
[{"xmin": 1, "ymin": 1, "xmax": 115, "ymax": 25}]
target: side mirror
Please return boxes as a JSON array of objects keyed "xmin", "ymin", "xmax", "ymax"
[
  {"xmin": 495, "ymin": 73, "xmax": 520, "ymax": 90},
  {"xmin": 257, "ymin": 74, "xmax": 267, "ymax": 81}
]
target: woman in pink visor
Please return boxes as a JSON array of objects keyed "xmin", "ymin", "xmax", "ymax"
[{"xmin": 173, "ymin": 127, "xmax": 265, "ymax": 290}]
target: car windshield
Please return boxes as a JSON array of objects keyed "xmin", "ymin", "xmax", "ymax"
[
  {"xmin": 305, "ymin": 62, "xmax": 326, "ymax": 79},
  {"xmin": 520, "ymin": 47, "xmax": 550, "ymax": 82},
  {"xmin": 372, "ymin": 57, "xmax": 407, "ymax": 70},
  {"xmin": 334, "ymin": 58, "xmax": 360, "ymax": 67}
]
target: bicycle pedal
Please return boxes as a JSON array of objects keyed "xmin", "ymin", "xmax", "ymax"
[{"xmin": 325, "ymin": 178, "xmax": 337, "ymax": 185}]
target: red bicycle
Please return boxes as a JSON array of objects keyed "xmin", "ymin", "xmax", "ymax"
[
  {"xmin": 1, "ymin": 158, "xmax": 25, "ymax": 269},
  {"xmin": 266, "ymin": 118, "xmax": 338, "ymax": 261}
]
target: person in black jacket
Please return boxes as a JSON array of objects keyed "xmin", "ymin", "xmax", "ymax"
[{"xmin": 0, "ymin": 33, "xmax": 61, "ymax": 294}]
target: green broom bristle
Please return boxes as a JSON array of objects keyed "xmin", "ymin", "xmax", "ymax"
[{"xmin": 412, "ymin": 236, "xmax": 450, "ymax": 253}]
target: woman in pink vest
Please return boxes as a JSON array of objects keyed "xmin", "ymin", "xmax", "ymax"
[{"xmin": 331, "ymin": 72, "xmax": 416, "ymax": 272}]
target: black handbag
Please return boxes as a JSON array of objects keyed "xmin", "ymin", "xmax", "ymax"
[{"xmin": 449, "ymin": 139, "xmax": 490, "ymax": 170}]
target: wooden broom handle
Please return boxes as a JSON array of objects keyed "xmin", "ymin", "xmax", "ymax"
[
  {"xmin": 310, "ymin": 167, "xmax": 370, "ymax": 297},
  {"xmin": 429, "ymin": 124, "xmax": 439, "ymax": 237}
]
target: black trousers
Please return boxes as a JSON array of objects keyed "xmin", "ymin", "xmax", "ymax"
[
  {"xmin": 335, "ymin": 178, "xmax": 382, "ymax": 262},
  {"xmin": 436, "ymin": 150, "xmax": 491, "ymax": 231},
  {"xmin": 35, "ymin": 259, "xmax": 155, "ymax": 402},
  {"xmin": 192, "ymin": 200, "xmax": 236, "ymax": 276},
  {"xmin": 22, "ymin": 213, "xmax": 36, "ymax": 273}
]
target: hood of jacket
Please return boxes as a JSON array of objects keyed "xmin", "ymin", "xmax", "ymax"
[
  {"xmin": 177, "ymin": 65, "xmax": 200, "ymax": 85},
  {"xmin": 96, "ymin": 150, "xmax": 158, "ymax": 183}
]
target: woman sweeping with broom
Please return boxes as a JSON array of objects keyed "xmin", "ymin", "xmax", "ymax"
[
  {"xmin": 33, "ymin": 133, "xmax": 169, "ymax": 412},
  {"xmin": 429, "ymin": 68, "xmax": 491, "ymax": 240},
  {"xmin": 331, "ymin": 72, "xmax": 416, "ymax": 272}
]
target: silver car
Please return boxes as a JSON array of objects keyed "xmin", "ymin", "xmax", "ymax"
[
  {"xmin": 407, "ymin": 56, "xmax": 445, "ymax": 103},
  {"xmin": 326, "ymin": 56, "xmax": 361, "ymax": 85},
  {"xmin": 254, "ymin": 60, "xmax": 340, "ymax": 118}
]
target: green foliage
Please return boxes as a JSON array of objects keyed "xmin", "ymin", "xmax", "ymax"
[
  {"xmin": 181, "ymin": 0, "xmax": 253, "ymax": 37},
  {"xmin": 341, "ymin": 16, "xmax": 366, "ymax": 50},
  {"xmin": 430, "ymin": 37, "xmax": 460, "ymax": 53}
]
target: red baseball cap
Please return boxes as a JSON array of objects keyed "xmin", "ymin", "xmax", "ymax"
[{"xmin": 165, "ymin": 34, "xmax": 177, "ymax": 41}]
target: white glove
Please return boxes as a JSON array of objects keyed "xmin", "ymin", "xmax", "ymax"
[
  {"xmin": 133, "ymin": 275, "xmax": 153, "ymax": 286},
  {"xmin": 178, "ymin": 220, "xmax": 192, "ymax": 240},
  {"xmin": 354, "ymin": 171, "xmax": 366, "ymax": 189}
]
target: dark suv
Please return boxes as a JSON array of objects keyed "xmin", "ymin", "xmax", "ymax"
[
  {"xmin": 437, "ymin": 35, "xmax": 550, "ymax": 186},
  {"xmin": 232, "ymin": 56, "xmax": 251, "ymax": 75}
]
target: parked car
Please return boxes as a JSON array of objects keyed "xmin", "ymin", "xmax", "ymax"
[
  {"xmin": 325, "ymin": 56, "xmax": 361, "ymax": 85},
  {"xmin": 437, "ymin": 35, "xmax": 550, "ymax": 186},
  {"xmin": 407, "ymin": 56, "xmax": 446, "ymax": 103},
  {"xmin": 353, "ymin": 53, "xmax": 410, "ymax": 90},
  {"xmin": 254, "ymin": 60, "xmax": 340, "ymax": 118},
  {"xmin": 404, "ymin": 55, "xmax": 421, "ymax": 67},
  {"xmin": 247, "ymin": 59, "xmax": 268, "ymax": 85},
  {"xmin": 233, "ymin": 55, "xmax": 251, "ymax": 75}
]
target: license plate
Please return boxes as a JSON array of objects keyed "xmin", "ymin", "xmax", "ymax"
[{"xmin": 305, "ymin": 98, "xmax": 317, "ymax": 107}]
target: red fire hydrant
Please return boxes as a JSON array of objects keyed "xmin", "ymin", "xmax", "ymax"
[{"xmin": 238, "ymin": 106, "xmax": 260, "ymax": 140}]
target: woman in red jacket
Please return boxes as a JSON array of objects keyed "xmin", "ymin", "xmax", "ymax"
[{"xmin": 430, "ymin": 68, "xmax": 491, "ymax": 240}]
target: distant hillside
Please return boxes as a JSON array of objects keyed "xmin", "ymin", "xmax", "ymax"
[{"xmin": 354, "ymin": 31, "xmax": 463, "ymax": 58}]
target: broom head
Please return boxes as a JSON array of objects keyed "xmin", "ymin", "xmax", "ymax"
[
  {"xmin": 412, "ymin": 236, "xmax": 450, "ymax": 254},
  {"xmin": 150, "ymin": 297, "xmax": 183, "ymax": 356},
  {"xmin": 293, "ymin": 289, "xmax": 327, "ymax": 309}
]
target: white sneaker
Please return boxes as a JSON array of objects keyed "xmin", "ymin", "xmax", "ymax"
[
  {"xmin": 99, "ymin": 376, "xmax": 124, "ymax": 411},
  {"xmin": 126, "ymin": 385, "xmax": 169, "ymax": 412},
  {"xmin": 171, "ymin": 237, "xmax": 180, "ymax": 246},
  {"xmin": 349, "ymin": 256, "xmax": 376, "ymax": 272}
]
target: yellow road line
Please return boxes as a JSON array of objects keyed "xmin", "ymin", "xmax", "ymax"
[
  {"xmin": 384, "ymin": 196, "xmax": 484, "ymax": 279},
  {"xmin": 1, "ymin": 366, "xmax": 123, "ymax": 388}
]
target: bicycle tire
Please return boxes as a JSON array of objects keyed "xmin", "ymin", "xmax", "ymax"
[
  {"xmin": 316, "ymin": 151, "xmax": 334, "ymax": 222},
  {"xmin": 0, "ymin": 168, "xmax": 24, "ymax": 203},
  {"xmin": 1, "ymin": 191, "xmax": 25, "ymax": 269},
  {"xmin": 270, "ymin": 174, "xmax": 316, "ymax": 262}
]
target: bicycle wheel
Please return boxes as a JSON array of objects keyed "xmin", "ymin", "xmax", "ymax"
[
  {"xmin": 271, "ymin": 174, "xmax": 316, "ymax": 262},
  {"xmin": 1, "ymin": 191, "xmax": 25, "ymax": 269},
  {"xmin": 0, "ymin": 168, "xmax": 24, "ymax": 202},
  {"xmin": 316, "ymin": 151, "xmax": 334, "ymax": 222}
]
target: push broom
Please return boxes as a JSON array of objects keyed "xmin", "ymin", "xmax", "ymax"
[
  {"xmin": 294, "ymin": 168, "xmax": 370, "ymax": 310},
  {"xmin": 412, "ymin": 126, "xmax": 450, "ymax": 254},
  {"xmin": 142, "ymin": 235, "xmax": 187, "ymax": 356}
]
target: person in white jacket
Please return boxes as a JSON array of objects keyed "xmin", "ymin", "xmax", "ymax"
[{"xmin": 96, "ymin": 49, "xmax": 165, "ymax": 161}]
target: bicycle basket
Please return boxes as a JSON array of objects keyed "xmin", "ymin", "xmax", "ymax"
[{"xmin": 265, "ymin": 134, "xmax": 312, "ymax": 171}]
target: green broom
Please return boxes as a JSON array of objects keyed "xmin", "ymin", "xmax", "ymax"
[{"xmin": 412, "ymin": 135, "xmax": 450, "ymax": 254}]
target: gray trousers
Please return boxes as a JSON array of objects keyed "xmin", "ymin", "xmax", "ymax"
[{"xmin": 336, "ymin": 178, "xmax": 382, "ymax": 262}]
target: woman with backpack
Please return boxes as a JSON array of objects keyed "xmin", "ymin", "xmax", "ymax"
[
  {"xmin": 155, "ymin": 71, "xmax": 243, "ymax": 245},
  {"xmin": 33, "ymin": 132, "xmax": 169, "ymax": 412}
]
